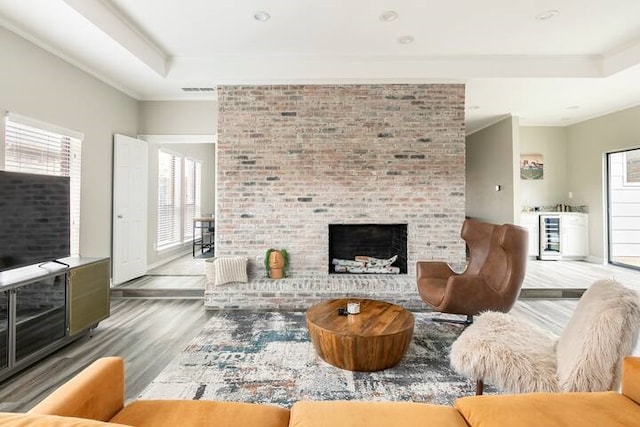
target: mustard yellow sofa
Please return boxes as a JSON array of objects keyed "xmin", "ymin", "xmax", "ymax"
[{"xmin": 1, "ymin": 356, "xmax": 639, "ymax": 426}]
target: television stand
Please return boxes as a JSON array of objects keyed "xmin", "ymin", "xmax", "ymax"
[
  {"xmin": 0, "ymin": 257, "xmax": 110, "ymax": 382},
  {"xmin": 38, "ymin": 259, "xmax": 70, "ymax": 268}
]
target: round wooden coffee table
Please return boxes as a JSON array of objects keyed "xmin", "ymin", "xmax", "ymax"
[{"xmin": 306, "ymin": 298, "xmax": 414, "ymax": 372}]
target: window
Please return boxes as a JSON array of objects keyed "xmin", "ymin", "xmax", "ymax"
[
  {"xmin": 4, "ymin": 113, "xmax": 82, "ymax": 255},
  {"xmin": 183, "ymin": 158, "xmax": 202, "ymax": 241},
  {"xmin": 157, "ymin": 152, "xmax": 202, "ymax": 250},
  {"xmin": 607, "ymin": 148, "xmax": 640, "ymax": 270},
  {"xmin": 157, "ymin": 150, "xmax": 181, "ymax": 249}
]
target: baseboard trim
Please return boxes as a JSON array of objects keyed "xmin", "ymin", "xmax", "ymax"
[
  {"xmin": 586, "ymin": 255, "xmax": 606, "ymax": 264},
  {"xmin": 111, "ymin": 288, "xmax": 204, "ymax": 299}
]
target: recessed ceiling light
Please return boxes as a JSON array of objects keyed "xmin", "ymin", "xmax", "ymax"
[
  {"xmin": 397, "ymin": 35, "xmax": 414, "ymax": 45},
  {"xmin": 566, "ymin": 105, "xmax": 580, "ymax": 110},
  {"xmin": 536, "ymin": 9, "xmax": 559, "ymax": 21},
  {"xmin": 254, "ymin": 11, "xmax": 270, "ymax": 22},
  {"xmin": 380, "ymin": 10, "xmax": 398, "ymax": 22},
  {"xmin": 466, "ymin": 105, "xmax": 480, "ymax": 111}
]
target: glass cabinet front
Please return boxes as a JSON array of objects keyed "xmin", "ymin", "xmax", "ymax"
[
  {"xmin": 15, "ymin": 273, "xmax": 66, "ymax": 362},
  {"xmin": 0, "ymin": 291, "xmax": 7, "ymax": 369}
]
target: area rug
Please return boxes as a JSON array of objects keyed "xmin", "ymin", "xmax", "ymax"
[{"xmin": 140, "ymin": 311, "xmax": 485, "ymax": 407}]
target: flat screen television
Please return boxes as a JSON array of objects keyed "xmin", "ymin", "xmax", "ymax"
[{"xmin": 0, "ymin": 170, "xmax": 70, "ymax": 272}]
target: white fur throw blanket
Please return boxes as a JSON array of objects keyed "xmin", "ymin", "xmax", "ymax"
[
  {"xmin": 450, "ymin": 311, "xmax": 558, "ymax": 393},
  {"xmin": 450, "ymin": 279, "xmax": 640, "ymax": 394}
]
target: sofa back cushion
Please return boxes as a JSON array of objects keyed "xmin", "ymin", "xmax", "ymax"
[
  {"xmin": 290, "ymin": 401, "xmax": 468, "ymax": 427},
  {"xmin": 110, "ymin": 400, "xmax": 290, "ymax": 427},
  {"xmin": 0, "ymin": 412, "xmax": 130, "ymax": 426},
  {"xmin": 556, "ymin": 280, "xmax": 640, "ymax": 391},
  {"xmin": 454, "ymin": 391, "xmax": 640, "ymax": 427}
]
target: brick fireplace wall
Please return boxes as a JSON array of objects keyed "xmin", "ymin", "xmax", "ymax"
[{"xmin": 217, "ymin": 84, "xmax": 466, "ymax": 275}]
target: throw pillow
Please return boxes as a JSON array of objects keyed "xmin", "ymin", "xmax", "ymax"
[{"xmin": 214, "ymin": 256, "xmax": 248, "ymax": 286}]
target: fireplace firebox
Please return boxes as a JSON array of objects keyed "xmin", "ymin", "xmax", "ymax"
[{"xmin": 328, "ymin": 224, "xmax": 408, "ymax": 274}]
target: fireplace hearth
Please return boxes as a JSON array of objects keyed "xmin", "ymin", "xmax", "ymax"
[{"xmin": 328, "ymin": 224, "xmax": 408, "ymax": 274}]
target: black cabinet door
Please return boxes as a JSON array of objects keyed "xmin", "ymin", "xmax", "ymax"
[{"xmin": 15, "ymin": 273, "xmax": 66, "ymax": 362}]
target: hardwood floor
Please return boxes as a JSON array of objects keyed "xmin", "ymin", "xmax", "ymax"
[
  {"xmin": 145, "ymin": 253, "xmax": 210, "ymax": 277},
  {"xmin": 523, "ymin": 259, "xmax": 640, "ymax": 291},
  {"xmin": 1, "ymin": 259, "xmax": 639, "ymax": 413}
]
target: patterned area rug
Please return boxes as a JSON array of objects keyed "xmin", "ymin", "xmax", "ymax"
[{"xmin": 140, "ymin": 311, "xmax": 480, "ymax": 407}]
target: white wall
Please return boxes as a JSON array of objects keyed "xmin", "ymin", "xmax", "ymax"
[
  {"xmin": 466, "ymin": 116, "xmax": 521, "ymax": 224},
  {"xmin": 138, "ymin": 100, "xmax": 217, "ymax": 135},
  {"xmin": 138, "ymin": 101, "xmax": 217, "ymax": 266},
  {"xmin": 0, "ymin": 26, "xmax": 138, "ymax": 259},
  {"xmin": 566, "ymin": 106, "xmax": 640, "ymax": 262},
  {"xmin": 520, "ymin": 127, "xmax": 569, "ymax": 209}
]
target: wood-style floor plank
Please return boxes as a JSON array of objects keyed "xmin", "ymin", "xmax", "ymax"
[{"xmin": 523, "ymin": 260, "xmax": 640, "ymax": 291}]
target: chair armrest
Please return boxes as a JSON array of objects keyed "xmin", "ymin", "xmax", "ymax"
[
  {"xmin": 622, "ymin": 357, "xmax": 640, "ymax": 405},
  {"xmin": 28, "ymin": 357, "xmax": 125, "ymax": 422},
  {"xmin": 416, "ymin": 261, "xmax": 456, "ymax": 281}
]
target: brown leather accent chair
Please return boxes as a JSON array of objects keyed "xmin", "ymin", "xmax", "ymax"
[{"xmin": 416, "ymin": 219, "xmax": 528, "ymax": 324}]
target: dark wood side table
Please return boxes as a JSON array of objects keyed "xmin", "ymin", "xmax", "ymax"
[{"xmin": 306, "ymin": 298, "xmax": 414, "ymax": 372}]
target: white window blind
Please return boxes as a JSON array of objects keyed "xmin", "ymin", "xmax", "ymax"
[
  {"xmin": 157, "ymin": 150, "xmax": 181, "ymax": 249},
  {"xmin": 4, "ymin": 113, "xmax": 82, "ymax": 256},
  {"xmin": 183, "ymin": 158, "xmax": 202, "ymax": 241}
]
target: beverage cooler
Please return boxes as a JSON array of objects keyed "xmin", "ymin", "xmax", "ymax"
[{"xmin": 539, "ymin": 215, "xmax": 562, "ymax": 260}]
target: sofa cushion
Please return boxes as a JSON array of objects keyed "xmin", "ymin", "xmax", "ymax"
[
  {"xmin": 455, "ymin": 391, "xmax": 640, "ymax": 427},
  {"xmin": 290, "ymin": 401, "xmax": 468, "ymax": 427},
  {"xmin": 0, "ymin": 412, "xmax": 130, "ymax": 426},
  {"xmin": 110, "ymin": 400, "xmax": 289, "ymax": 427}
]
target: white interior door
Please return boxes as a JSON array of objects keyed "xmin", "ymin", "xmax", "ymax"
[{"xmin": 112, "ymin": 134, "xmax": 148, "ymax": 285}]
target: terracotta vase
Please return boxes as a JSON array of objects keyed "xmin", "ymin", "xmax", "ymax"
[{"xmin": 269, "ymin": 250, "xmax": 285, "ymax": 279}]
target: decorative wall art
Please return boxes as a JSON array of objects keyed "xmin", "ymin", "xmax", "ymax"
[{"xmin": 520, "ymin": 154, "xmax": 544, "ymax": 180}]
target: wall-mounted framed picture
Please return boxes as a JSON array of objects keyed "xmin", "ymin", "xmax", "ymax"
[{"xmin": 520, "ymin": 154, "xmax": 544, "ymax": 180}]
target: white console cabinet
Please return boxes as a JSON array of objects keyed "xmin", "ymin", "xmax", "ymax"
[
  {"xmin": 519, "ymin": 212, "xmax": 588, "ymax": 259},
  {"xmin": 520, "ymin": 213, "xmax": 540, "ymax": 257},
  {"xmin": 560, "ymin": 213, "xmax": 589, "ymax": 258}
]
